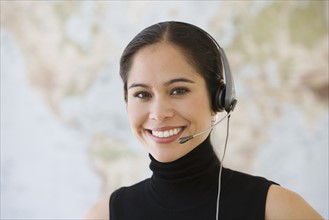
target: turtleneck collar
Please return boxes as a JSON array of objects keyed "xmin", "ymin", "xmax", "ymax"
[{"xmin": 148, "ymin": 136, "xmax": 220, "ymax": 209}]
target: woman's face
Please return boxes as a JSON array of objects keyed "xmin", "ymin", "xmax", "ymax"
[{"xmin": 126, "ymin": 42, "xmax": 214, "ymax": 162}]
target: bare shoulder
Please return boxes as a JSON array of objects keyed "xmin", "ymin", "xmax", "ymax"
[
  {"xmin": 84, "ymin": 195, "xmax": 109, "ymax": 220},
  {"xmin": 265, "ymin": 184, "xmax": 323, "ymax": 220}
]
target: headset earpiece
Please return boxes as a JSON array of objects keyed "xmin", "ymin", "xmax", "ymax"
[{"xmin": 213, "ymin": 83, "xmax": 226, "ymax": 112}]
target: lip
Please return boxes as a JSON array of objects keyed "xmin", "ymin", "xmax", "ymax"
[{"xmin": 146, "ymin": 126, "xmax": 185, "ymax": 144}]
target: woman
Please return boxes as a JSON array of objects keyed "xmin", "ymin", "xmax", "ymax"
[{"xmin": 86, "ymin": 21, "xmax": 323, "ymax": 220}]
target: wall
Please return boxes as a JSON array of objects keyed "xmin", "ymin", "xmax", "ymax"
[{"xmin": 1, "ymin": 1, "xmax": 328, "ymax": 218}]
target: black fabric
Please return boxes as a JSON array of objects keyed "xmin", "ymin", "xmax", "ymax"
[{"xmin": 110, "ymin": 137, "xmax": 276, "ymax": 220}]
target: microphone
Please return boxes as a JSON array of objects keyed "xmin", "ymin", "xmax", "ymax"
[{"xmin": 178, "ymin": 113, "xmax": 231, "ymax": 144}]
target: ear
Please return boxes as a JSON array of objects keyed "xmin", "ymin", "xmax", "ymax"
[{"xmin": 211, "ymin": 110, "xmax": 217, "ymax": 117}]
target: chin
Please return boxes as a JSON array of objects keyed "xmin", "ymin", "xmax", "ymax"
[
  {"xmin": 151, "ymin": 145, "xmax": 191, "ymax": 163},
  {"xmin": 151, "ymin": 149, "xmax": 180, "ymax": 163}
]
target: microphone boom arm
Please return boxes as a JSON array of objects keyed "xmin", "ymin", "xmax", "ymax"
[{"xmin": 178, "ymin": 112, "xmax": 231, "ymax": 144}]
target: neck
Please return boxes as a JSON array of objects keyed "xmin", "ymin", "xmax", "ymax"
[{"xmin": 148, "ymin": 136, "xmax": 220, "ymax": 209}]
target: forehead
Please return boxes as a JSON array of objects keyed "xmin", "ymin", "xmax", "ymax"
[{"xmin": 128, "ymin": 42, "xmax": 203, "ymax": 85}]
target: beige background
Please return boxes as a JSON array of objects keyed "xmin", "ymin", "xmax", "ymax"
[{"xmin": 1, "ymin": 1, "xmax": 328, "ymax": 219}]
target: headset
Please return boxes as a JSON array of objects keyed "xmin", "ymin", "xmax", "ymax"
[
  {"xmin": 188, "ymin": 22, "xmax": 238, "ymax": 113},
  {"xmin": 174, "ymin": 21, "xmax": 237, "ymax": 220},
  {"xmin": 215, "ymin": 47, "xmax": 238, "ymax": 113},
  {"xmin": 178, "ymin": 21, "xmax": 238, "ymax": 144}
]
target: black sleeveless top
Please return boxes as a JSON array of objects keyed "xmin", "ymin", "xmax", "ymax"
[{"xmin": 110, "ymin": 137, "xmax": 276, "ymax": 220}]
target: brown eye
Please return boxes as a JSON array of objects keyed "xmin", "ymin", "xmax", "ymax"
[
  {"xmin": 171, "ymin": 88, "xmax": 189, "ymax": 96},
  {"xmin": 134, "ymin": 91, "xmax": 151, "ymax": 99}
]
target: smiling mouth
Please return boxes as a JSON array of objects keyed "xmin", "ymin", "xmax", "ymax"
[{"xmin": 150, "ymin": 128, "xmax": 183, "ymax": 138}]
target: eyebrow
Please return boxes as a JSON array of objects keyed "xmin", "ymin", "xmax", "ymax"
[{"xmin": 128, "ymin": 77, "xmax": 195, "ymax": 89}]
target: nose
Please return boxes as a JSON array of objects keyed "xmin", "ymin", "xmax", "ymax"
[{"xmin": 149, "ymin": 97, "xmax": 174, "ymax": 122}]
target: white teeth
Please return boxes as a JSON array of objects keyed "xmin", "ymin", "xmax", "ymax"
[{"xmin": 152, "ymin": 128, "xmax": 181, "ymax": 138}]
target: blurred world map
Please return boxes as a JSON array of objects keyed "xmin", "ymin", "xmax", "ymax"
[{"xmin": 1, "ymin": 1, "xmax": 328, "ymax": 219}]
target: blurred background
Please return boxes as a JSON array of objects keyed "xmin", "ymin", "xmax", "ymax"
[{"xmin": 1, "ymin": 1, "xmax": 328, "ymax": 219}]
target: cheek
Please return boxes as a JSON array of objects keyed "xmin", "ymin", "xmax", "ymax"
[
  {"xmin": 183, "ymin": 93, "xmax": 212, "ymax": 114},
  {"xmin": 184, "ymin": 95, "xmax": 213, "ymax": 125},
  {"xmin": 127, "ymin": 102, "xmax": 147, "ymax": 130}
]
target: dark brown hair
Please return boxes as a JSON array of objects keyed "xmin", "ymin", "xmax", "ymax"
[{"xmin": 120, "ymin": 21, "xmax": 224, "ymax": 111}]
